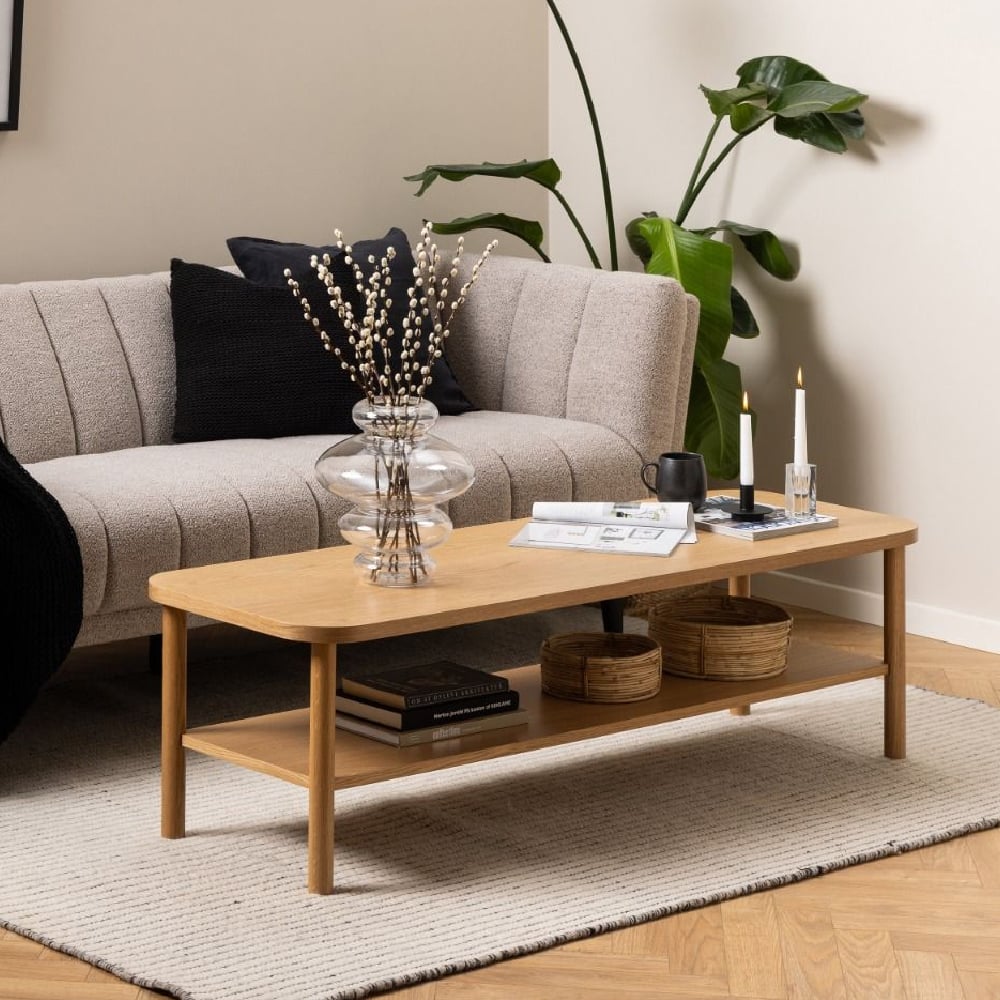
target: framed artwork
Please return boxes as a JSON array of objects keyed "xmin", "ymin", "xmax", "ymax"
[{"xmin": 1, "ymin": 0, "xmax": 23, "ymax": 130}]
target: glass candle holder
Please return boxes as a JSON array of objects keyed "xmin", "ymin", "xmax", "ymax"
[{"xmin": 784, "ymin": 463, "xmax": 817, "ymax": 519}]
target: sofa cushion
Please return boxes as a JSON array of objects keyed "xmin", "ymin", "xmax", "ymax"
[
  {"xmin": 170, "ymin": 259, "xmax": 361, "ymax": 442},
  {"xmin": 227, "ymin": 229, "xmax": 476, "ymax": 416},
  {"xmin": 26, "ymin": 412, "xmax": 639, "ymax": 626}
]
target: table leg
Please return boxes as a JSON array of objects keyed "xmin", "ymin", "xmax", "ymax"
[
  {"xmin": 161, "ymin": 606, "xmax": 188, "ymax": 838},
  {"xmin": 308, "ymin": 642, "xmax": 337, "ymax": 894},
  {"xmin": 729, "ymin": 575, "xmax": 752, "ymax": 716},
  {"xmin": 884, "ymin": 546, "xmax": 907, "ymax": 759}
]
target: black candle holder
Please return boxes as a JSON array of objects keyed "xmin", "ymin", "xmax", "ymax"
[{"xmin": 720, "ymin": 484, "xmax": 771, "ymax": 522}]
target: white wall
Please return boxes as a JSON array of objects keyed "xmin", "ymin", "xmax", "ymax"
[
  {"xmin": 0, "ymin": 0, "xmax": 548, "ymax": 282},
  {"xmin": 550, "ymin": 1, "xmax": 1000, "ymax": 651}
]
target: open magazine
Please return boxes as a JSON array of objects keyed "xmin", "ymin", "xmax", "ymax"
[{"xmin": 509, "ymin": 501, "xmax": 696, "ymax": 557}]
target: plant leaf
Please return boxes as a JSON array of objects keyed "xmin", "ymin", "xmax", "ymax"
[
  {"xmin": 768, "ymin": 81, "xmax": 868, "ymax": 119},
  {"xmin": 730, "ymin": 103, "xmax": 774, "ymax": 134},
  {"xmin": 731, "ymin": 286, "xmax": 759, "ymax": 339},
  {"xmin": 737, "ymin": 55, "xmax": 828, "ymax": 92},
  {"xmin": 684, "ymin": 358, "xmax": 743, "ymax": 480},
  {"xmin": 626, "ymin": 216, "xmax": 733, "ymax": 368},
  {"xmin": 700, "ymin": 84, "xmax": 769, "ymax": 117},
  {"xmin": 426, "ymin": 213, "xmax": 546, "ymax": 255},
  {"xmin": 404, "ymin": 159, "xmax": 562, "ymax": 196},
  {"xmin": 714, "ymin": 221, "xmax": 799, "ymax": 280},
  {"xmin": 774, "ymin": 113, "xmax": 848, "ymax": 152},
  {"xmin": 830, "ymin": 109, "xmax": 866, "ymax": 140}
]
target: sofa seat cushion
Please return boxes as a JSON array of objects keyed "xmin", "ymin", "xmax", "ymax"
[{"xmin": 26, "ymin": 412, "xmax": 641, "ymax": 623}]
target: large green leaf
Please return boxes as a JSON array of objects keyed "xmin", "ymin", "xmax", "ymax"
[
  {"xmin": 404, "ymin": 159, "xmax": 561, "ymax": 197},
  {"xmin": 713, "ymin": 221, "xmax": 799, "ymax": 280},
  {"xmin": 626, "ymin": 216, "xmax": 733, "ymax": 368},
  {"xmin": 684, "ymin": 358, "xmax": 743, "ymax": 480},
  {"xmin": 426, "ymin": 213, "xmax": 547, "ymax": 258},
  {"xmin": 768, "ymin": 81, "xmax": 868, "ymax": 119}
]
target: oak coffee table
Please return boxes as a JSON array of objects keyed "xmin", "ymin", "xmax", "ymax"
[{"xmin": 149, "ymin": 492, "xmax": 917, "ymax": 893}]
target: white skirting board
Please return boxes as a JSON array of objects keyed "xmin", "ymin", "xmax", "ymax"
[{"xmin": 750, "ymin": 571, "xmax": 1000, "ymax": 655}]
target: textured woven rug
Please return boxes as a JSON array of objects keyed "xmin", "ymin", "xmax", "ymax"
[{"xmin": 3, "ymin": 607, "xmax": 1000, "ymax": 1000}]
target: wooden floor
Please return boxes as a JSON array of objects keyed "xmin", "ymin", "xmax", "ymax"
[{"xmin": 3, "ymin": 607, "xmax": 1000, "ymax": 1000}]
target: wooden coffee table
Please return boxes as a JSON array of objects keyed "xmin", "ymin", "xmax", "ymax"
[{"xmin": 150, "ymin": 491, "xmax": 917, "ymax": 894}]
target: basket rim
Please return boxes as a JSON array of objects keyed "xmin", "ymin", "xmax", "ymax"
[{"xmin": 648, "ymin": 594, "xmax": 791, "ymax": 627}]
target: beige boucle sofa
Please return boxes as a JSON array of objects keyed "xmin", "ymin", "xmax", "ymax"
[{"xmin": 0, "ymin": 255, "xmax": 698, "ymax": 649}]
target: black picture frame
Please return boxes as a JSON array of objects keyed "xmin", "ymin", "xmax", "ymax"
[{"xmin": 1, "ymin": 0, "xmax": 23, "ymax": 131}]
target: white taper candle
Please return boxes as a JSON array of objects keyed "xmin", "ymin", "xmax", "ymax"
[{"xmin": 740, "ymin": 391, "xmax": 754, "ymax": 486}]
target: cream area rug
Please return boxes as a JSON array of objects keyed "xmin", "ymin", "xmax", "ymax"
[{"xmin": 3, "ymin": 607, "xmax": 1000, "ymax": 1000}]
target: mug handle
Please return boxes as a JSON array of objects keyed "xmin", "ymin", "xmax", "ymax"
[{"xmin": 640, "ymin": 461, "xmax": 658, "ymax": 494}]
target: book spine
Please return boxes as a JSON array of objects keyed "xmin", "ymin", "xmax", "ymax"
[
  {"xmin": 400, "ymin": 678, "xmax": 509, "ymax": 709},
  {"xmin": 398, "ymin": 691, "xmax": 520, "ymax": 729},
  {"xmin": 337, "ymin": 691, "xmax": 521, "ymax": 730},
  {"xmin": 395, "ymin": 710, "xmax": 527, "ymax": 747}
]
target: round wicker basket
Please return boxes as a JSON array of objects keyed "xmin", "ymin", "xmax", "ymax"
[
  {"xmin": 540, "ymin": 632, "xmax": 662, "ymax": 703},
  {"xmin": 647, "ymin": 594, "xmax": 792, "ymax": 680}
]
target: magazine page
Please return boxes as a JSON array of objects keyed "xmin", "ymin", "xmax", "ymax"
[{"xmin": 531, "ymin": 501, "xmax": 695, "ymax": 541}]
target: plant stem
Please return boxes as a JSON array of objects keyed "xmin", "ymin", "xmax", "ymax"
[
  {"xmin": 675, "ymin": 118, "xmax": 768, "ymax": 227},
  {"xmin": 552, "ymin": 188, "xmax": 603, "ymax": 269},
  {"xmin": 547, "ymin": 0, "xmax": 616, "ymax": 270},
  {"xmin": 675, "ymin": 116, "xmax": 723, "ymax": 227}
]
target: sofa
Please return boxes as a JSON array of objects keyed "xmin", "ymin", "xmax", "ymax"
[{"xmin": 0, "ymin": 254, "xmax": 698, "ymax": 651}]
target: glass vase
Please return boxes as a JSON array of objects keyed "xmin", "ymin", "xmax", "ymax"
[{"xmin": 315, "ymin": 397, "xmax": 475, "ymax": 587}]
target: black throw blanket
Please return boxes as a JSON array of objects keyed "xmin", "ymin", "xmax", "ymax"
[{"xmin": 0, "ymin": 437, "xmax": 83, "ymax": 745}]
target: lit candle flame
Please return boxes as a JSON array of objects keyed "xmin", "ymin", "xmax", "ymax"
[
  {"xmin": 742, "ymin": 391, "xmax": 750, "ymax": 413},
  {"xmin": 797, "ymin": 367, "xmax": 804, "ymax": 389}
]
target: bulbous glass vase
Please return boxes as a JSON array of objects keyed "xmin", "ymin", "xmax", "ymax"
[{"xmin": 315, "ymin": 397, "xmax": 475, "ymax": 586}]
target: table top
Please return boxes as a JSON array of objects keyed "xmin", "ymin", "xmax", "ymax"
[{"xmin": 148, "ymin": 491, "xmax": 917, "ymax": 645}]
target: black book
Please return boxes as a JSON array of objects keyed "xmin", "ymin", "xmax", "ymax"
[
  {"xmin": 340, "ymin": 660, "xmax": 509, "ymax": 709},
  {"xmin": 335, "ymin": 689, "xmax": 521, "ymax": 731}
]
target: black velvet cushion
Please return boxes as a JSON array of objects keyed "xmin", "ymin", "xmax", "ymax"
[
  {"xmin": 170, "ymin": 259, "xmax": 361, "ymax": 441},
  {"xmin": 227, "ymin": 229, "xmax": 476, "ymax": 415}
]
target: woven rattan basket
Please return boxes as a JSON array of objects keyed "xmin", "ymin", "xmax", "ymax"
[
  {"xmin": 647, "ymin": 595, "xmax": 792, "ymax": 680},
  {"xmin": 540, "ymin": 632, "xmax": 662, "ymax": 703}
]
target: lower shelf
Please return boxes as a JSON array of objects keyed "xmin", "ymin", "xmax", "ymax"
[{"xmin": 182, "ymin": 639, "xmax": 887, "ymax": 790}]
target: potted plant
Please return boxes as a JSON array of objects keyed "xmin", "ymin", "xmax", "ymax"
[{"xmin": 404, "ymin": 3, "xmax": 868, "ymax": 479}]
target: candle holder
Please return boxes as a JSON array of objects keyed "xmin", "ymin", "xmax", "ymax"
[
  {"xmin": 720, "ymin": 485, "xmax": 772, "ymax": 522},
  {"xmin": 785, "ymin": 463, "xmax": 817, "ymax": 519}
]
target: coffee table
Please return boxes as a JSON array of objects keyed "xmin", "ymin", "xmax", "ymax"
[{"xmin": 150, "ymin": 491, "xmax": 917, "ymax": 894}]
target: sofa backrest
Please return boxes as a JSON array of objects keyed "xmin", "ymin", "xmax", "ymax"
[
  {"xmin": 0, "ymin": 272, "xmax": 177, "ymax": 464},
  {"xmin": 0, "ymin": 256, "xmax": 698, "ymax": 466},
  {"xmin": 447, "ymin": 255, "xmax": 699, "ymax": 462}
]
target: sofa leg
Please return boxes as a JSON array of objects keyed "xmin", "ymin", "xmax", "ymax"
[
  {"xmin": 600, "ymin": 598, "xmax": 625, "ymax": 633},
  {"xmin": 148, "ymin": 633, "xmax": 163, "ymax": 674}
]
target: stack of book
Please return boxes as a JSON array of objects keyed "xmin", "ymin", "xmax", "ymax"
[{"xmin": 335, "ymin": 660, "xmax": 527, "ymax": 747}]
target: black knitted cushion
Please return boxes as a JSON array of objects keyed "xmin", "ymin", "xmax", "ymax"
[
  {"xmin": 0, "ymin": 437, "xmax": 83, "ymax": 745},
  {"xmin": 227, "ymin": 229, "xmax": 476, "ymax": 416},
  {"xmin": 170, "ymin": 259, "xmax": 362, "ymax": 441}
]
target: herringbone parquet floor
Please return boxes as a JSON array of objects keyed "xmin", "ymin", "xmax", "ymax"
[{"xmin": 3, "ymin": 607, "xmax": 999, "ymax": 1000}]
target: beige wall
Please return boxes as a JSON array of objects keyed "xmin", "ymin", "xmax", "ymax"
[
  {"xmin": 0, "ymin": 0, "xmax": 548, "ymax": 282},
  {"xmin": 550, "ymin": 1, "xmax": 1000, "ymax": 651}
]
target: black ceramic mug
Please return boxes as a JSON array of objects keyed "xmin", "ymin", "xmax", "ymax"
[{"xmin": 641, "ymin": 451, "xmax": 708, "ymax": 510}]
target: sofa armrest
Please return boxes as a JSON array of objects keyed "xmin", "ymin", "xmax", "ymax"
[{"xmin": 443, "ymin": 256, "xmax": 699, "ymax": 463}]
